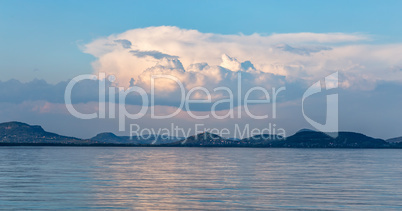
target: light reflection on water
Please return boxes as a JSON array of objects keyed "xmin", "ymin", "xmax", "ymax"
[{"xmin": 0, "ymin": 147, "xmax": 402, "ymax": 210}]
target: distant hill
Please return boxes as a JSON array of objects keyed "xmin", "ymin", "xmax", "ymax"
[
  {"xmin": 282, "ymin": 131, "xmax": 388, "ymax": 148},
  {"xmin": 90, "ymin": 132, "xmax": 182, "ymax": 145},
  {"xmin": 240, "ymin": 134, "xmax": 284, "ymax": 146},
  {"xmin": 91, "ymin": 132, "xmax": 128, "ymax": 144},
  {"xmin": 386, "ymin": 136, "xmax": 402, "ymax": 143},
  {"xmin": 0, "ymin": 121, "xmax": 400, "ymax": 148},
  {"xmin": 169, "ymin": 130, "xmax": 388, "ymax": 148},
  {"xmin": 295, "ymin": 128, "xmax": 316, "ymax": 133},
  {"xmin": 0, "ymin": 121, "xmax": 84, "ymax": 144},
  {"xmin": 168, "ymin": 132, "xmax": 235, "ymax": 146}
]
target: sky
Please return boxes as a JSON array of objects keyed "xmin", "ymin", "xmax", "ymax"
[
  {"xmin": 1, "ymin": 0, "xmax": 402, "ymax": 82},
  {"xmin": 0, "ymin": 0, "xmax": 402, "ymax": 139}
]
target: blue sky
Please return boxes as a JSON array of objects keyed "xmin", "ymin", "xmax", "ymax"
[{"xmin": 1, "ymin": 0, "xmax": 402, "ymax": 82}]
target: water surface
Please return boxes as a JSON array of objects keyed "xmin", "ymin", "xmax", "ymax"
[{"xmin": 0, "ymin": 147, "xmax": 401, "ymax": 210}]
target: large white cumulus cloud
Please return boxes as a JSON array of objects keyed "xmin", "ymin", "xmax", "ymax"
[{"xmin": 83, "ymin": 26, "xmax": 402, "ymax": 90}]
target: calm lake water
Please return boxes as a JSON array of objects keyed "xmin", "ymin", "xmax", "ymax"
[{"xmin": 0, "ymin": 147, "xmax": 401, "ymax": 210}]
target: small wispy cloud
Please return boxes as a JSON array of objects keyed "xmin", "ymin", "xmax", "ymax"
[
  {"xmin": 130, "ymin": 50, "xmax": 178, "ymax": 59},
  {"xmin": 114, "ymin": 39, "xmax": 132, "ymax": 49}
]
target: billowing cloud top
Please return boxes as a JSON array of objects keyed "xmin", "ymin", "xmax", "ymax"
[{"xmin": 83, "ymin": 26, "xmax": 402, "ymax": 91}]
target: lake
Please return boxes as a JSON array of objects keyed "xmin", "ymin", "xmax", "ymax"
[{"xmin": 0, "ymin": 147, "xmax": 401, "ymax": 210}]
